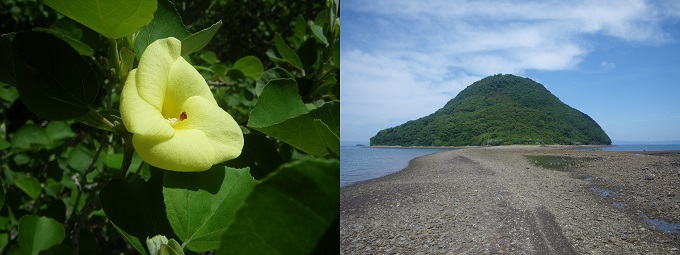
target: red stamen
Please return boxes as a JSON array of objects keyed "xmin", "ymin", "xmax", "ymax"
[{"xmin": 179, "ymin": 112, "xmax": 187, "ymax": 121}]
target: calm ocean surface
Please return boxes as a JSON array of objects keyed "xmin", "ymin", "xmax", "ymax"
[
  {"xmin": 340, "ymin": 146, "xmax": 454, "ymax": 187},
  {"xmin": 341, "ymin": 144, "xmax": 680, "ymax": 187},
  {"xmin": 578, "ymin": 144, "xmax": 680, "ymax": 151}
]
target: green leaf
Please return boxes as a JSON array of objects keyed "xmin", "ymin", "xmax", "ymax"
[
  {"xmin": 218, "ymin": 159, "xmax": 339, "ymax": 255},
  {"xmin": 100, "ymin": 172, "xmax": 177, "ymax": 255},
  {"xmin": 310, "ymin": 101, "xmax": 340, "ymax": 136},
  {"xmin": 110, "ymin": 222, "xmax": 148, "ymax": 255},
  {"xmin": 248, "ymin": 79, "xmax": 309, "ymax": 128},
  {"xmin": 18, "ymin": 215, "xmax": 65, "ymax": 255},
  {"xmin": 332, "ymin": 37, "xmax": 340, "ymax": 67},
  {"xmin": 49, "ymin": 17, "xmax": 84, "ymax": 40},
  {"xmin": 274, "ymin": 33, "xmax": 303, "ymax": 70},
  {"xmin": 232, "ymin": 56, "xmax": 263, "ymax": 80},
  {"xmin": 14, "ymin": 177, "xmax": 41, "ymax": 199},
  {"xmin": 75, "ymin": 109, "xmax": 114, "ymax": 132},
  {"xmin": 0, "ymin": 85, "xmax": 19, "ymax": 107},
  {"xmin": 45, "ymin": 122, "xmax": 73, "ymax": 141},
  {"xmin": 255, "ymin": 102, "xmax": 340, "ymax": 157},
  {"xmin": 313, "ymin": 118, "xmax": 340, "ymax": 156},
  {"xmin": 309, "ymin": 23, "xmax": 329, "ymax": 46},
  {"xmin": 297, "ymin": 38, "xmax": 318, "ymax": 71},
  {"xmin": 67, "ymin": 144, "xmax": 94, "ymax": 172},
  {"xmin": 105, "ymin": 152, "xmax": 142, "ymax": 171},
  {"xmin": 43, "ymin": 0, "xmax": 157, "ymax": 39},
  {"xmin": 13, "ymin": 153, "xmax": 30, "ymax": 165},
  {"xmin": 45, "ymin": 121, "xmax": 74, "ymax": 147},
  {"xmin": 163, "ymin": 166, "xmax": 256, "ymax": 252},
  {"xmin": 181, "ymin": 20, "xmax": 223, "ymax": 56},
  {"xmin": 159, "ymin": 239, "xmax": 184, "ymax": 255},
  {"xmin": 248, "ymin": 79, "xmax": 339, "ymax": 157},
  {"xmin": 134, "ymin": 0, "xmax": 189, "ymax": 60},
  {"xmin": 32, "ymin": 28, "xmax": 94, "ymax": 56},
  {"xmin": 255, "ymin": 67, "xmax": 294, "ymax": 97},
  {"xmin": 0, "ymin": 233, "xmax": 8, "ymax": 252},
  {"xmin": 293, "ymin": 14, "xmax": 307, "ymax": 42},
  {"xmin": 11, "ymin": 32, "xmax": 99, "ymax": 120},
  {"xmin": 199, "ymin": 51, "xmax": 218, "ymax": 65},
  {"xmin": 10, "ymin": 124, "xmax": 50, "ymax": 150},
  {"xmin": 329, "ymin": 0, "xmax": 339, "ymax": 32},
  {"xmin": 119, "ymin": 47, "xmax": 136, "ymax": 79},
  {"xmin": 0, "ymin": 139, "xmax": 9, "ymax": 150},
  {"xmin": 43, "ymin": 178, "xmax": 63, "ymax": 198},
  {"xmin": 210, "ymin": 64, "xmax": 228, "ymax": 77}
]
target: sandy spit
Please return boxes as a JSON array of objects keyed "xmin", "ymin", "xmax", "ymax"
[{"xmin": 340, "ymin": 146, "xmax": 680, "ymax": 254}]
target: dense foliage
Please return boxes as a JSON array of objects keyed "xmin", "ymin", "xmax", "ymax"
[
  {"xmin": 371, "ymin": 74, "xmax": 611, "ymax": 146},
  {"xmin": 0, "ymin": 0, "xmax": 339, "ymax": 254},
  {"xmin": 175, "ymin": 0, "xmax": 327, "ymax": 66}
]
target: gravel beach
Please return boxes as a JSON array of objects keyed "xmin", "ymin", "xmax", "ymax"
[{"xmin": 340, "ymin": 146, "xmax": 680, "ymax": 254}]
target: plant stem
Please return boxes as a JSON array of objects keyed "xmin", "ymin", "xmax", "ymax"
[
  {"xmin": 119, "ymin": 131, "xmax": 135, "ymax": 178},
  {"xmin": 108, "ymin": 38, "xmax": 120, "ymax": 76}
]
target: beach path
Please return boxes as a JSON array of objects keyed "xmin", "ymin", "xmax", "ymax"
[{"xmin": 340, "ymin": 147, "xmax": 680, "ymax": 254}]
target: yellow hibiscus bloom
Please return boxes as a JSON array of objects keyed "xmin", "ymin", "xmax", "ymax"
[{"xmin": 120, "ymin": 37, "xmax": 243, "ymax": 172}]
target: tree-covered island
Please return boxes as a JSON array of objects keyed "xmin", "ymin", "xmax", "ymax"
[{"xmin": 370, "ymin": 74, "xmax": 611, "ymax": 146}]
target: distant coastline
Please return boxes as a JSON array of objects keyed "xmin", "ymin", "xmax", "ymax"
[
  {"xmin": 612, "ymin": 140, "xmax": 680, "ymax": 145},
  {"xmin": 359, "ymin": 145, "xmax": 468, "ymax": 149},
  {"xmin": 344, "ymin": 143, "xmax": 611, "ymax": 150},
  {"xmin": 354, "ymin": 144, "xmax": 680, "ymax": 152},
  {"xmin": 342, "ymin": 140, "xmax": 680, "ymax": 147}
]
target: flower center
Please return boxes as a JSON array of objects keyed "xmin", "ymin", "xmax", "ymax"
[{"xmin": 167, "ymin": 112, "xmax": 187, "ymax": 126}]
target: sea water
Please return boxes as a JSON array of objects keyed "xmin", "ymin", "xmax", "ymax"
[
  {"xmin": 340, "ymin": 146, "xmax": 454, "ymax": 187},
  {"xmin": 578, "ymin": 144, "xmax": 680, "ymax": 151}
]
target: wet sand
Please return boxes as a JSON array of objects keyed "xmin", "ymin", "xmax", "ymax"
[{"xmin": 340, "ymin": 146, "xmax": 680, "ymax": 254}]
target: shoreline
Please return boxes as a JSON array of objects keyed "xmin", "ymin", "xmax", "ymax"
[
  {"xmin": 342, "ymin": 144, "xmax": 680, "ymax": 188},
  {"xmin": 341, "ymin": 146, "xmax": 680, "ymax": 254},
  {"xmin": 355, "ymin": 145, "xmax": 471, "ymax": 149},
  {"xmin": 354, "ymin": 144, "xmax": 610, "ymax": 149}
]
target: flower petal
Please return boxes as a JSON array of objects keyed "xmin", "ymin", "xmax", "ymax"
[
  {"xmin": 136, "ymin": 37, "xmax": 182, "ymax": 111},
  {"xmin": 132, "ymin": 129, "xmax": 215, "ymax": 172},
  {"xmin": 175, "ymin": 96, "xmax": 244, "ymax": 163},
  {"xmin": 162, "ymin": 56, "xmax": 217, "ymax": 118},
  {"xmin": 120, "ymin": 69, "xmax": 175, "ymax": 139}
]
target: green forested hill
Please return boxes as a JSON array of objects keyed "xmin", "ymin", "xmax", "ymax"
[{"xmin": 370, "ymin": 74, "xmax": 611, "ymax": 146}]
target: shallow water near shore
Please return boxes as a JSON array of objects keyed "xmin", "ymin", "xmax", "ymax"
[
  {"xmin": 579, "ymin": 144, "xmax": 680, "ymax": 151},
  {"xmin": 642, "ymin": 213, "xmax": 680, "ymax": 236},
  {"xmin": 340, "ymin": 146, "xmax": 454, "ymax": 186}
]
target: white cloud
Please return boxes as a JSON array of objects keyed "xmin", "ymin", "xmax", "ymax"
[
  {"xmin": 599, "ymin": 61, "xmax": 616, "ymax": 71},
  {"xmin": 341, "ymin": 0, "xmax": 678, "ymax": 141},
  {"xmin": 340, "ymin": 50, "xmax": 476, "ymax": 141}
]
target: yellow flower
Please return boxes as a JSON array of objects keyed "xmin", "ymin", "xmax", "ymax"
[{"xmin": 120, "ymin": 37, "xmax": 243, "ymax": 172}]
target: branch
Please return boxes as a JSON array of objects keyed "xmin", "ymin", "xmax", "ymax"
[{"xmin": 66, "ymin": 133, "xmax": 108, "ymax": 254}]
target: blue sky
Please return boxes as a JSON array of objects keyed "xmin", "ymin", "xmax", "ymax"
[{"xmin": 341, "ymin": 0, "xmax": 680, "ymax": 144}]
